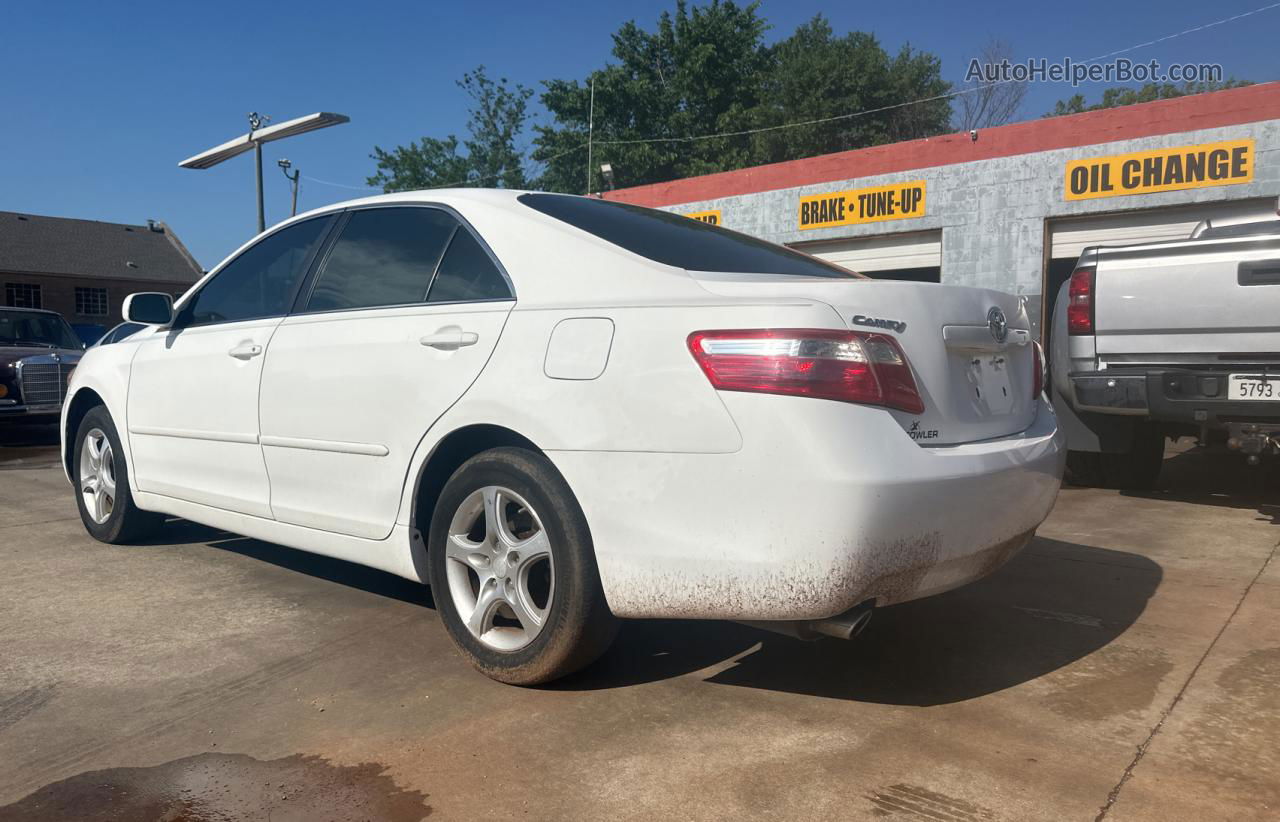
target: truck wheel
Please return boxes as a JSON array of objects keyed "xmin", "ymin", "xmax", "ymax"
[
  {"xmin": 426, "ymin": 447, "xmax": 617, "ymax": 685},
  {"xmin": 1066, "ymin": 425, "xmax": 1164, "ymax": 490},
  {"xmin": 73, "ymin": 406, "xmax": 164, "ymax": 543}
]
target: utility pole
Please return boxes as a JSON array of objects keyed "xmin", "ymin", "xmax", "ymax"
[
  {"xmin": 585, "ymin": 77, "xmax": 595, "ymax": 196},
  {"xmin": 278, "ymin": 158, "xmax": 301, "ymax": 217}
]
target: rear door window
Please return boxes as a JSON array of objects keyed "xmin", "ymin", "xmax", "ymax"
[
  {"xmin": 305, "ymin": 207, "xmax": 458, "ymax": 312},
  {"xmin": 519, "ymin": 193, "xmax": 862, "ymax": 278},
  {"xmin": 427, "ymin": 229, "xmax": 512, "ymax": 303}
]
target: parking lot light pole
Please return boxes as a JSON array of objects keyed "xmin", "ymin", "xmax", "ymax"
[
  {"xmin": 250, "ymin": 113, "xmax": 267, "ymax": 232},
  {"xmin": 179, "ymin": 111, "xmax": 350, "ymax": 234}
]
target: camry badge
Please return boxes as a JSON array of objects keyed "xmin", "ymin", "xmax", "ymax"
[
  {"xmin": 987, "ymin": 307, "xmax": 1008, "ymax": 343},
  {"xmin": 851, "ymin": 314, "xmax": 906, "ymax": 333}
]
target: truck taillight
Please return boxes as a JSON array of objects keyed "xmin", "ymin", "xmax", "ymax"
[
  {"xmin": 687, "ymin": 328, "xmax": 925, "ymax": 414},
  {"xmin": 1067, "ymin": 266, "xmax": 1095, "ymax": 335},
  {"xmin": 1032, "ymin": 340, "xmax": 1045, "ymax": 399}
]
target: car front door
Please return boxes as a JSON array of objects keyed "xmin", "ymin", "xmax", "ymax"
[
  {"xmin": 127, "ymin": 216, "xmax": 333, "ymax": 517},
  {"xmin": 258, "ymin": 205, "xmax": 515, "ymax": 539}
]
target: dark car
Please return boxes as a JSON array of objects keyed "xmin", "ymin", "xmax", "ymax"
[
  {"xmin": 0, "ymin": 307, "xmax": 85, "ymax": 421},
  {"xmin": 71, "ymin": 323, "xmax": 108, "ymax": 347},
  {"xmin": 94, "ymin": 321, "xmax": 146, "ymax": 347}
]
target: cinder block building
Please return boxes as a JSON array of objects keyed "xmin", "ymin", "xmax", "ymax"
[
  {"xmin": 603, "ymin": 82, "xmax": 1280, "ymax": 339},
  {"xmin": 0, "ymin": 211, "xmax": 203, "ymax": 332}
]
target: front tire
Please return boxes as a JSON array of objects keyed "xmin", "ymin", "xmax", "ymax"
[
  {"xmin": 73, "ymin": 407, "xmax": 163, "ymax": 543},
  {"xmin": 426, "ymin": 447, "xmax": 617, "ymax": 685}
]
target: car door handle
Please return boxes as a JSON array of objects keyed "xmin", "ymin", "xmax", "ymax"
[
  {"xmin": 228, "ymin": 342, "xmax": 263, "ymax": 360},
  {"xmin": 419, "ymin": 327, "xmax": 479, "ymax": 351}
]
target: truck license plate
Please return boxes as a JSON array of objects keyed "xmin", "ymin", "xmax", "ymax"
[{"xmin": 1229, "ymin": 375, "xmax": 1280, "ymax": 401}]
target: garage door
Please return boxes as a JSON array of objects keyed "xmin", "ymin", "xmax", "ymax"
[
  {"xmin": 792, "ymin": 229, "xmax": 942, "ymax": 274},
  {"xmin": 1048, "ymin": 198, "xmax": 1275, "ymax": 259}
]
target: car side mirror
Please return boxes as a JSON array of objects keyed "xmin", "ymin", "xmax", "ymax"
[{"xmin": 123, "ymin": 292, "xmax": 174, "ymax": 326}]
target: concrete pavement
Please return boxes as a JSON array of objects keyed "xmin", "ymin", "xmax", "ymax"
[{"xmin": 0, "ymin": 432, "xmax": 1276, "ymax": 821}]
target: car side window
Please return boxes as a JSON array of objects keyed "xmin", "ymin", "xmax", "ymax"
[
  {"xmin": 427, "ymin": 228, "xmax": 512, "ymax": 303},
  {"xmin": 304, "ymin": 208, "xmax": 457, "ymax": 312},
  {"xmin": 180, "ymin": 217, "xmax": 329, "ymax": 327}
]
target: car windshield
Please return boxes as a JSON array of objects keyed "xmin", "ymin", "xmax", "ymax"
[
  {"xmin": 0, "ymin": 309, "xmax": 82, "ymax": 348},
  {"xmin": 519, "ymin": 193, "xmax": 864, "ymax": 278}
]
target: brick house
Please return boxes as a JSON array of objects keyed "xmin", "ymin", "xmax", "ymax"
[{"xmin": 0, "ymin": 211, "xmax": 203, "ymax": 332}]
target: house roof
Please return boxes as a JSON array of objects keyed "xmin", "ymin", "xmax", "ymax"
[
  {"xmin": 0, "ymin": 211, "xmax": 203, "ymax": 283},
  {"xmin": 603, "ymin": 81, "xmax": 1280, "ymax": 208}
]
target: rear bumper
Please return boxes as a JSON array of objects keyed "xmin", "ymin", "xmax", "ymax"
[
  {"xmin": 550, "ymin": 396, "xmax": 1064, "ymax": 620},
  {"xmin": 1072, "ymin": 368, "xmax": 1280, "ymax": 427}
]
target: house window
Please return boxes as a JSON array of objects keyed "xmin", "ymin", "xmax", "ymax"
[
  {"xmin": 5, "ymin": 282, "xmax": 41, "ymax": 309},
  {"xmin": 75, "ymin": 286, "xmax": 109, "ymax": 316}
]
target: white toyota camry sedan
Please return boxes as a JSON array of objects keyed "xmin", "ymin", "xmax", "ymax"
[{"xmin": 62, "ymin": 189, "xmax": 1064, "ymax": 684}]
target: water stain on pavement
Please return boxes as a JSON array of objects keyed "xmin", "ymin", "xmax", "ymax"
[
  {"xmin": 1179, "ymin": 646, "xmax": 1280, "ymax": 798},
  {"xmin": 1043, "ymin": 644, "xmax": 1173, "ymax": 721},
  {"xmin": 0, "ymin": 752, "xmax": 431, "ymax": 821}
]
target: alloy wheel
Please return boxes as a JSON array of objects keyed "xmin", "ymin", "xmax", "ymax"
[
  {"xmin": 79, "ymin": 427, "xmax": 116, "ymax": 525},
  {"xmin": 444, "ymin": 485, "xmax": 555, "ymax": 652}
]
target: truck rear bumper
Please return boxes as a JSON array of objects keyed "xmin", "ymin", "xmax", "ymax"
[{"xmin": 1072, "ymin": 368, "xmax": 1280, "ymax": 426}]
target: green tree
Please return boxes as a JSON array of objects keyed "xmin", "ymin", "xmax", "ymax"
[
  {"xmin": 367, "ymin": 66, "xmax": 532, "ymax": 192},
  {"xmin": 367, "ymin": 135, "xmax": 470, "ymax": 192},
  {"xmin": 533, "ymin": 5, "xmax": 953, "ymax": 193},
  {"xmin": 1045, "ymin": 79, "xmax": 1251, "ymax": 117},
  {"xmin": 533, "ymin": 0, "xmax": 771, "ymax": 193},
  {"xmin": 751, "ymin": 19, "xmax": 950, "ymax": 162},
  {"xmin": 459, "ymin": 67, "xmax": 533, "ymax": 189}
]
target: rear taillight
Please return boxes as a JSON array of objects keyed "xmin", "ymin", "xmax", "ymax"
[
  {"xmin": 1066, "ymin": 266, "xmax": 1095, "ymax": 335},
  {"xmin": 687, "ymin": 328, "xmax": 925, "ymax": 414},
  {"xmin": 1031, "ymin": 340, "xmax": 1045, "ymax": 399}
]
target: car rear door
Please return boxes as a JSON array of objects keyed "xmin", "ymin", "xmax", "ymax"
[
  {"xmin": 127, "ymin": 216, "xmax": 333, "ymax": 516},
  {"xmin": 258, "ymin": 205, "xmax": 514, "ymax": 539}
]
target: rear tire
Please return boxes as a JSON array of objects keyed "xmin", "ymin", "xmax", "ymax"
[
  {"xmin": 426, "ymin": 447, "xmax": 617, "ymax": 685},
  {"xmin": 73, "ymin": 406, "xmax": 164, "ymax": 543},
  {"xmin": 1066, "ymin": 424, "xmax": 1164, "ymax": 490}
]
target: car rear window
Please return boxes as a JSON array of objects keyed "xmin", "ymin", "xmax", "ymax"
[{"xmin": 519, "ymin": 193, "xmax": 863, "ymax": 278}]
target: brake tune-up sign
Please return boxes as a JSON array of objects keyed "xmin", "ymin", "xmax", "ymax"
[
  {"xmin": 1064, "ymin": 139, "xmax": 1254, "ymax": 201},
  {"xmin": 798, "ymin": 181, "xmax": 926, "ymax": 230}
]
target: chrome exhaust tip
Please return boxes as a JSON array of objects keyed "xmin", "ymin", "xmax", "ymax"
[
  {"xmin": 808, "ymin": 604, "xmax": 874, "ymax": 640},
  {"xmin": 738, "ymin": 601, "xmax": 875, "ymax": 642}
]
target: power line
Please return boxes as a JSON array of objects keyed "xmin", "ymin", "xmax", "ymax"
[
  {"xmin": 301, "ymin": 175, "xmax": 379, "ymax": 192},
  {"xmin": 1082, "ymin": 1, "xmax": 1280, "ymax": 63},
  {"xmin": 588, "ymin": 1, "xmax": 1279, "ymax": 149}
]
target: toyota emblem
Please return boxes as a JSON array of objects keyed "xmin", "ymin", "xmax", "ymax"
[{"xmin": 987, "ymin": 307, "xmax": 1008, "ymax": 343}]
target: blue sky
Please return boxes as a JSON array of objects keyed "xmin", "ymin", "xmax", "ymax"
[{"xmin": 3, "ymin": 0, "xmax": 1276, "ymax": 269}]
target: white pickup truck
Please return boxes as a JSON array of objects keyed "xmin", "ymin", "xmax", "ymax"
[{"xmin": 1051, "ymin": 213, "xmax": 1280, "ymax": 487}]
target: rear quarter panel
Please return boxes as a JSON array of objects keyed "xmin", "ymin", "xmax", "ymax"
[{"xmin": 393, "ymin": 298, "xmax": 846, "ymax": 526}]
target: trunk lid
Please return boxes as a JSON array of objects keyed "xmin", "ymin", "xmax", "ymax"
[{"xmin": 691, "ymin": 273, "xmax": 1038, "ymax": 445}]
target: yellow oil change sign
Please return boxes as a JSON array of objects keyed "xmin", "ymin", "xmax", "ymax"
[
  {"xmin": 798, "ymin": 181, "xmax": 926, "ymax": 230},
  {"xmin": 1064, "ymin": 139, "xmax": 1254, "ymax": 201},
  {"xmin": 684, "ymin": 209, "xmax": 722, "ymax": 225}
]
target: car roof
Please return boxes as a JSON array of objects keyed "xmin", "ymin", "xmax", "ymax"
[
  {"xmin": 291, "ymin": 188, "xmax": 532, "ymax": 221},
  {"xmin": 201, "ymin": 189, "xmax": 704, "ymax": 308},
  {"xmin": 0, "ymin": 306, "xmax": 59, "ymax": 315}
]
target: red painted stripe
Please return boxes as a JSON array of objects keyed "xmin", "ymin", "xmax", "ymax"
[{"xmin": 603, "ymin": 82, "xmax": 1280, "ymax": 207}]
